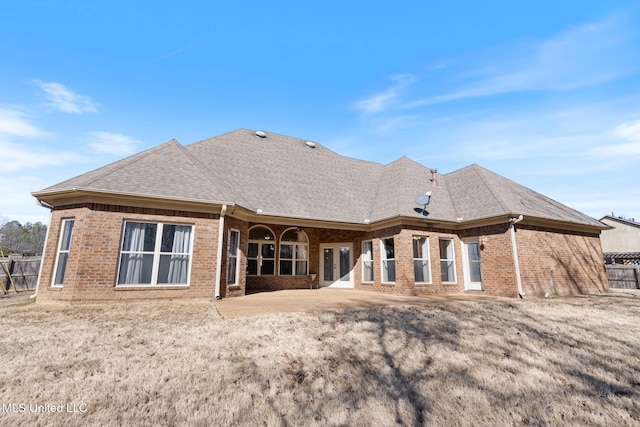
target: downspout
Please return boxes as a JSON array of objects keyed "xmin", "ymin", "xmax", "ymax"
[
  {"xmin": 214, "ymin": 204, "xmax": 227, "ymax": 300},
  {"xmin": 32, "ymin": 200, "xmax": 54, "ymax": 300},
  {"xmin": 509, "ymin": 215, "xmax": 525, "ymax": 298}
]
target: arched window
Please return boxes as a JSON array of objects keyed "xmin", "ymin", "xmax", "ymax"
[
  {"xmin": 279, "ymin": 228, "xmax": 308, "ymax": 276},
  {"xmin": 247, "ymin": 226, "xmax": 276, "ymax": 276}
]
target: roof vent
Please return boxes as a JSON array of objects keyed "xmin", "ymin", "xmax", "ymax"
[
  {"xmin": 305, "ymin": 141, "xmax": 316, "ymax": 149},
  {"xmin": 255, "ymin": 130, "xmax": 267, "ymax": 138}
]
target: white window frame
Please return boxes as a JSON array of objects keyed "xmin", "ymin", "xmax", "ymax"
[
  {"xmin": 227, "ymin": 229, "xmax": 241, "ymax": 285},
  {"xmin": 462, "ymin": 238, "xmax": 483, "ymax": 290},
  {"xmin": 380, "ymin": 237, "xmax": 396, "ymax": 283},
  {"xmin": 278, "ymin": 228, "xmax": 309, "ymax": 276},
  {"xmin": 413, "ymin": 236, "xmax": 432, "ymax": 284},
  {"xmin": 439, "ymin": 238, "xmax": 457, "ymax": 284},
  {"xmin": 362, "ymin": 240, "xmax": 374, "ymax": 282},
  {"xmin": 247, "ymin": 225, "xmax": 276, "ymax": 276},
  {"xmin": 116, "ymin": 221, "xmax": 194, "ymax": 287},
  {"xmin": 52, "ymin": 218, "xmax": 75, "ymax": 287}
]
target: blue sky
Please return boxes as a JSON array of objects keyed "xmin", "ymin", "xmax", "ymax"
[{"xmin": 2, "ymin": 1, "xmax": 640, "ymax": 224}]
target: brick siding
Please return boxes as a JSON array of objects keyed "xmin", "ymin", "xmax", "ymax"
[
  {"xmin": 37, "ymin": 204, "xmax": 220, "ymax": 304},
  {"xmin": 37, "ymin": 205, "xmax": 607, "ymax": 303},
  {"xmin": 515, "ymin": 225, "xmax": 607, "ymax": 296}
]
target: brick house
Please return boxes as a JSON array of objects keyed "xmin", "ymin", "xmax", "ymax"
[{"xmin": 32, "ymin": 129, "xmax": 608, "ymax": 303}]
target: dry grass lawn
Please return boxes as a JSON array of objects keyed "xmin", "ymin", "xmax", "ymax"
[{"xmin": 1, "ymin": 291, "xmax": 639, "ymax": 426}]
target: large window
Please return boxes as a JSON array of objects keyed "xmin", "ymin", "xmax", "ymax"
[
  {"xmin": 117, "ymin": 221, "xmax": 193, "ymax": 286},
  {"xmin": 413, "ymin": 236, "xmax": 431, "ymax": 283},
  {"xmin": 227, "ymin": 230, "xmax": 240, "ymax": 285},
  {"xmin": 52, "ymin": 219, "xmax": 75, "ymax": 286},
  {"xmin": 362, "ymin": 240, "xmax": 373, "ymax": 282},
  {"xmin": 247, "ymin": 226, "xmax": 275, "ymax": 276},
  {"xmin": 279, "ymin": 228, "xmax": 308, "ymax": 276},
  {"xmin": 439, "ymin": 238, "xmax": 456, "ymax": 283},
  {"xmin": 381, "ymin": 237, "xmax": 396, "ymax": 283}
]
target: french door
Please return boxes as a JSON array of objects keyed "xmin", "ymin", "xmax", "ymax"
[{"xmin": 319, "ymin": 243, "xmax": 353, "ymax": 288}]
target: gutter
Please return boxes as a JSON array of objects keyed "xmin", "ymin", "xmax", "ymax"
[
  {"xmin": 509, "ymin": 215, "xmax": 525, "ymax": 298},
  {"xmin": 214, "ymin": 204, "xmax": 227, "ymax": 300}
]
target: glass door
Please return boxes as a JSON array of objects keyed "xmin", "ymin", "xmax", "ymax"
[
  {"xmin": 463, "ymin": 239, "xmax": 483, "ymax": 291},
  {"xmin": 320, "ymin": 243, "xmax": 353, "ymax": 288}
]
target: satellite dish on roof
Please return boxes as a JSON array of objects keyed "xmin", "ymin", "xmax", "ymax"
[
  {"xmin": 305, "ymin": 141, "xmax": 316, "ymax": 148},
  {"xmin": 255, "ymin": 130, "xmax": 266, "ymax": 138},
  {"xmin": 415, "ymin": 191, "xmax": 432, "ymax": 206},
  {"xmin": 414, "ymin": 191, "xmax": 432, "ymax": 217}
]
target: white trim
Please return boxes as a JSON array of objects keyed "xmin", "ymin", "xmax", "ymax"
[
  {"xmin": 247, "ymin": 225, "xmax": 276, "ymax": 276},
  {"xmin": 215, "ymin": 206, "xmax": 227, "ymax": 297},
  {"xmin": 380, "ymin": 236, "xmax": 396, "ymax": 284},
  {"xmin": 227, "ymin": 228, "xmax": 240, "ymax": 286},
  {"xmin": 509, "ymin": 220, "xmax": 525, "ymax": 297},
  {"xmin": 51, "ymin": 218, "xmax": 75, "ymax": 287},
  {"xmin": 116, "ymin": 220, "xmax": 194, "ymax": 287},
  {"xmin": 278, "ymin": 227, "xmax": 309, "ymax": 276},
  {"xmin": 412, "ymin": 235, "xmax": 432, "ymax": 284},
  {"xmin": 439, "ymin": 238, "xmax": 457, "ymax": 284},
  {"xmin": 461, "ymin": 238, "xmax": 483, "ymax": 291},
  {"xmin": 319, "ymin": 243, "xmax": 354, "ymax": 288},
  {"xmin": 361, "ymin": 240, "xmax": 374, "ymax": 283}
]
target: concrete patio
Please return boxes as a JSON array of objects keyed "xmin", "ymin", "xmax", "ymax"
[{"xmin": 212, "ymin": 288, "xmax": 502, "ymax": 318}]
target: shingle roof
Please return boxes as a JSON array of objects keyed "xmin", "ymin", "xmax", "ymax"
[
  {"xmin": 33, "ymin": 128, "xmax": 602, "ymax": 228},
  {"xmin": 446, "ymin": 164, "xmax": 603, "ymax": 227},
  {"xmin": 33, "ymin": 140, "xmax": 229, "ymax": 204}
]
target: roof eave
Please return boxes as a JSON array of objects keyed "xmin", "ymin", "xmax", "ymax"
[{"xmin": 32, "ymin": 188, "xmax": 233, "ymax": 212}]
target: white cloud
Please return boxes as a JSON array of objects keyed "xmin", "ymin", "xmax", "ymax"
[
  {"xmin": 588, "ymin": 119, "xmax": 640, "ymax": 157},
  {"xmin": 354, "ymin": 74, "xmax": 416, "ymax": 114},
  {"xmin": 34, "ymin": 80, "xmax": 99, "ymax": 114},
  {"xmin": 0, "ymin": 139, "xmax": 82, "ymax": 173},
  {"xmin": 0, "ymin": 107, "xmax": 46, "ymax": 137},
  {"xmin": 89, "ymin": 131, "xmax": 141, "ymax": 155},
  {"xmin": 403, "ymin": 16, "xmax": 636, "ymax": 108},
  {"xmin": 613, "ymin": 119, "xmax": 640, "ymax": 142}
]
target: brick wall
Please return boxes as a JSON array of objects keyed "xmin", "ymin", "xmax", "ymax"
[
  {"xmin": 515, "ymin": 225, "xmax": 607, "ymax": 296},
  {"xmin": 220, "ymin": 216, "xmax": 248, "ymax": 298},
  {"xmin": 459, "ymin": 224, "xmax": 519, "ymax": 297},
  {"xmin": 37, "ymin": 207, "xmax": 607, "ymax": 303},
  {"xmin": 37, "ymin": 204, "xmax": 220, "ymax": 304}
]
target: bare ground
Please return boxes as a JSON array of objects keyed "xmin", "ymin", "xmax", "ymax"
[{"xmin": 1, "ymin": 291, "xmax": 639, "ymax": 426}]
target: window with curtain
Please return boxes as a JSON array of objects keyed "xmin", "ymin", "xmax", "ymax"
[
  {"xmin": 279, "ymin": 228, "xmax": 308, "ymax": 276},
  {"xmin": 381, "ymin": 237, "xmax": 396, "ymax": 283},
  {"xmin": 227, "ymin": 230, "xmax": 240, "ymax": 285},
  {"xmin": 362, "ymin": 240, "xmax": 373, "ymax": 282},
  {"xmin": 52, "ymin": 219, "xmax": 75, "ymax": 286},
  {"xmin": 117, "ymin": 221, "xmax": 193, "ymax": 286},
  {"xmin": 413, "ymin": 236, "xmax": 431, "ymax": 283}
]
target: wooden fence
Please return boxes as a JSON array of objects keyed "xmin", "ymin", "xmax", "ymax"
[
  {"xmin": 0, "ymin": 256, "xmax": 41, "ymax": 292},
  {"xmin": 605, "ymin": 264, "xmax": 640, "ymax": 289}
]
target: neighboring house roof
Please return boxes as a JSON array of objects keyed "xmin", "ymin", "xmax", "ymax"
[
  {"xmin": 33, "ymin": 128, "xmax": 603, "ymax": 228},
  {"xmin": 600, "ymin": 215, "xmax": 640, "ymax": 229}
]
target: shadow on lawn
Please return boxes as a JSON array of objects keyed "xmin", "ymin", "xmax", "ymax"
[{"xmin": 233, "ymin": 296, "xmax": 640, "ymax": 426}]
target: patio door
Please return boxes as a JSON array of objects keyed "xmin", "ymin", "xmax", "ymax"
[
  {"xmin": 462, "ymin": 239, "xmax": 483, "ymax": 291},
  {"xmin": 320, "ymin": 243, "xmax": 353, "ymax": 288}
]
